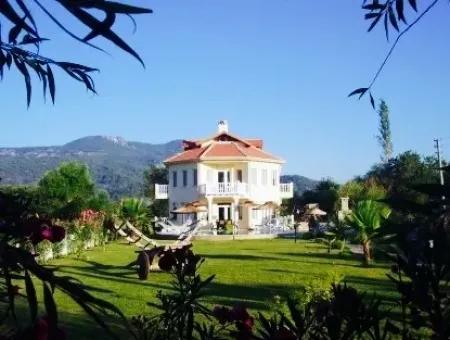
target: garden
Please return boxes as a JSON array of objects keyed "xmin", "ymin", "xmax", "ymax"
[
  {"xmin": 42, "ymin": 239, "xmax": 396, "ymax": 339},
  {"xmin": 0, "ymin": 157, "xmax": 449, "ymax": 339}
]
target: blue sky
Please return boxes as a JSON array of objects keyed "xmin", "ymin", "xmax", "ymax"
[{"xmin": 1, "ymin": 1, "xmax": 449, "ymax": 182}]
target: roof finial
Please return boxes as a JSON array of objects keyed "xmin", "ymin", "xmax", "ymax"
[{"xmin": 218, "ymin": 120, "xmax": 229, "ymax": 133}]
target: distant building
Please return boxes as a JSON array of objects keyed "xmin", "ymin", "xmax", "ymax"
[{"xmin": 155, "ymin": 121, "xmax": 293, "ymax": 229}]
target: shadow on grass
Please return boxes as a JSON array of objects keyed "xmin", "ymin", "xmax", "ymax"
[
  {"xmin": 46, "ymin": 260, "xmax": 172, "ymax": 291},
  {"xmin": 344, "ymin": 275, "xmax": 397, "ymax": 297},
  {"xmin": 199, "ymin": 253, "xmax": 289, "ymax": 262},
  {"xmin": 267, "ymin": 251, "xmax": 389, "ymax": 269},
  {"xmin": 11, "ymin": 295, "xmax": 130, "ymax": 340},
  {"xmin": 204, "ymin": 281, "xmax": 296, "ymax": 311}
]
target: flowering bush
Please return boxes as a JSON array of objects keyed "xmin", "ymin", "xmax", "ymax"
[
  {"xmin": 132, "ymin": 243, "xmax": 215, "ymax": 339},
  {"xmin": 0, "ymin": 212, "xmax": 129, "ymax": 339},
  {"xmin": 17, "ymin": 216, "xmax": 66, "ymax": 245},
  {"xmin": 212, "ymin": 305, "xmax": 255, "ymax": 339}
]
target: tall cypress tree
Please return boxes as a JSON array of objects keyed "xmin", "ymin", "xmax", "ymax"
[{"xmin": 377, "ymin": 99, "xmax": 393, "ymax": 163}]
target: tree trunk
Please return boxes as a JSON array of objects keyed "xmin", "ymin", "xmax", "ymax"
[
  {"xmin": 340, "ymin": 239, "xmax": 346, "ymax": 254},
  {"xmin": 362, "ymin": 240, "xmax": 372, "ymax": 265}
]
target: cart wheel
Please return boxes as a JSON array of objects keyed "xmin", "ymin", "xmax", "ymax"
[{"xmin": 137, "ymin": 251, "xmax": 150, "ymax": 280}]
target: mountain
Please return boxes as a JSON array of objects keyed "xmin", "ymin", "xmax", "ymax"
[
  {"xmin": 280, "ymin": 175, "xmax": 319, "ymax": 196},
  {"xmin": 0, "ymin": 136, "xmax": 317, "ymax": 199},
  {"xmin": 0, "ymin": 136, "xmax": 182, "ymax": 199}
]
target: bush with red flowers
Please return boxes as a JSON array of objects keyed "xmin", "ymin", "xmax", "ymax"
[
  {"xmin": 133, "ymin": 243, "xmax": 215, "ymax": 339},
  {"xmin": 211, "ymin": 304, "xmax": 255, "ymax": 339},
  {"xmin": 0, "ymin": 191, "xmax": 127, "ymax": 340},
  {"xmin": 18, "ymin": 217, "xmax": 66, "ymax": 245},
  {"xmin": 157, "ymin": 243, "xmax": 202, "ymax": 277}
]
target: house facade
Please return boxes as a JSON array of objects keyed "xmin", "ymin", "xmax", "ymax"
[{"xmin": 155, "ymin": 121, "xmax": 293, "ymax": 229}]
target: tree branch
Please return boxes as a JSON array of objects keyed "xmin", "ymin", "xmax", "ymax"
[{"xmin": 366, "ymin": 0, "xmax": 441, "ymax": 91}]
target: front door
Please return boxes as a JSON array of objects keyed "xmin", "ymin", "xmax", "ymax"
[{"xmin": 218, "ymin": 205, "xmax": 232, "ymax": 221}]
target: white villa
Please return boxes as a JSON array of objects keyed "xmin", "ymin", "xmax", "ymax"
[{"xmin": 155, "ymin": 121, "xmax": 293, "ymax": 229}]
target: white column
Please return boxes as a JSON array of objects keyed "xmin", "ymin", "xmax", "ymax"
[
  {"xmin": 248, "ymin": 206, "xmax": 253, "ymax": 229},
  {"xmin": 233, "ymin": 197, "xmax": 240, "ymax": 225},
  {"xmin": 207, "ymin": 197, "xmax": 213, "ymax": 224},
  {"xmin": 230, "ymin": 201, "xmax": 235, "ymax": 223}
]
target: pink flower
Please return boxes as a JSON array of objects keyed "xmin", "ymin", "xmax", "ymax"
[
  {"xmin": 29, "ymin": 220, "xmax": 65, "ymax": 244},
  {"xmin": 40, "ymin": 225, "xmax": 53, "ymax": 241}
]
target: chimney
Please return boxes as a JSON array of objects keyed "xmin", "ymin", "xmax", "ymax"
[{"xmin": 217, "ymin": 120, "xmax": 229, "ymax": 133}]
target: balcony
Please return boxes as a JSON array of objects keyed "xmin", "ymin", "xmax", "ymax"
[
  {"xmin": 198, "ymin": 182, "xmax": 249, "ymax": 197},
  {"xmin": 155, "ymin": 184, "xmax": 168, "ymax": 199},
  {"xmin": 155, "ymin": 182, "xmax": 294, "ymax": 200},
  {"xmin": 280, "ymin": 182, "xmax": 294, "ymax": 199}
]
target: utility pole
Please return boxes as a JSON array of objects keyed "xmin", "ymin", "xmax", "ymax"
[
  {"xmin": 434, "ymin": 139, "xmax": 446, "ymax": 207},
  {"xmin": 434, "ymin": 139, "xmax": 445, "ymax": 186}
]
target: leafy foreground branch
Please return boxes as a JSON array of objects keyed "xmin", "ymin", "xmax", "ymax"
[
  {"xmin": 0, "ymin": 216, "xmax": 133, "ymax": 339},
  {"xmin": 350, "ymin": 0, "xmax": 442, "ymax": 108},
  {"xmin": 0, "ymin": 0, "xmax": 152, "ymax": 106}
]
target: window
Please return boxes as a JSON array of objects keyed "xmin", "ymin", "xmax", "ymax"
[
  {"xmin": 238, "ymin": 206, "xmax": 243, "ymax": 220},
  {"xmin": 172, "ymin": 171, "xmax": 178, "ymax": 187},
  {"xmin": 252, "ymin": 209, "xmax": 258, "ymax": 220},
  {"xmin": 272, "ymin": 170, "xmax": 278, "ymax": 186},
  {"xmin": 182, "ymin": 170, "xmax": 188, "ymax": 187},
  {"xmin": 251, "ymin": 168, "xmax": 257, "ymax": 185},
  {"xmin": 218, "ymin": 171, "xmax": 225, "ymax": 183},
  {"xmin": 193, "ymin": 169, "xmax": 198, "ymax": 186},
  {"xmin": 262, "ymin": 169, "xmax": 268, "ymax": 186},
  {"xmin": 218, "ymin": 170, "xmax": 231, "ymax": 183},
  {"xmin": 237, "ymin": 169, "xmax": 243, "ymax": 182}
]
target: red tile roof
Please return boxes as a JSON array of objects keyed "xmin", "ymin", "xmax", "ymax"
[
  {"xmin": 164, "ymin": 132, "xmax": 283, "ymax": 164},
  {"xmin": 164, "ymin": 146, "xmax": 209, "ymax": 164},
  {"xmin": 244, "ymin": 139, "xmax": 263, "ymax": 149},
  {"xmin": 203, "ymin": 143, "xmax": 246, "ymax": 158}
]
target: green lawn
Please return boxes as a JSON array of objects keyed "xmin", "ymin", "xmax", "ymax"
[{"xmin": 36, "ymin": 239, "xmax": 397, "ymax": 338}]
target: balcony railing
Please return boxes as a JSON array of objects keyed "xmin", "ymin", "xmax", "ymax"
[
  {"xmin": 155, "ymin": 184, "xmax": 168, "ymax": 199},
  {"xmin": 280, "ymin": 182, "xmax": 294, "ymax": 199},
  {"xmin": 155, "ymin": 182, "xmax": 294, "ymax": 200},
  {"xmin": 198, "ymin": 182, "xmax": 249, "ymax": 197}
]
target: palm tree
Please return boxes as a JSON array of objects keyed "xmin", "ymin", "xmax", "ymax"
[
  {"xmin": 345, "ymin": 200, "xmax": 391, "ymax": 265},
  {"xmin": 117, "ymin": 198, "xmax": 150, "ymax": 230},
  {"xmin": 327, "ymin": 215, "xmax": 351, "ymax": 254}
]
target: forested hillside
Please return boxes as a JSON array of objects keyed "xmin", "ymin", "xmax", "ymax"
[{"xmin": 0, "ymin": 136, "xmax": 317, "ymax": 199}]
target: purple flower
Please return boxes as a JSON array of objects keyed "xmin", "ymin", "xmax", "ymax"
[{"xmin": 27, "ymin": 219, "xmax": 65, "ymax": 244}]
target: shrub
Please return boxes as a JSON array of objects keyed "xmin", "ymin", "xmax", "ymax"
[
  {"xmin": 301, "ymin": 231, "xmax": 314, "ymax": 240},
  {"xmin": 35, "ymin": 239, "xmax": 53, "ymax": 264}
]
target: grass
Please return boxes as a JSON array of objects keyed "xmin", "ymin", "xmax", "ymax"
[{"xmin": 29, "ymin": 239, "xmax": 397, "ymax": 339}]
